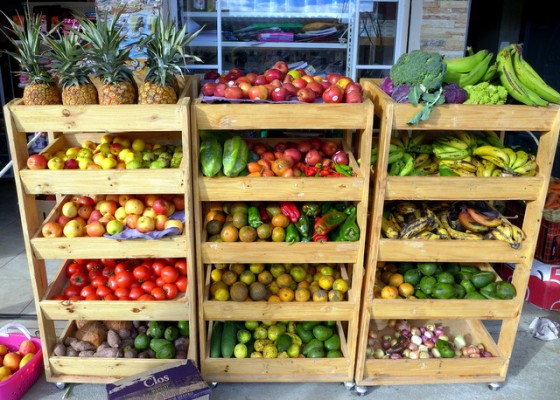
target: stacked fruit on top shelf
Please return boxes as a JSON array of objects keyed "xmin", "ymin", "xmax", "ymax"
[
  {"xmin": 200, "ymin": 134, "xmax": 355, "ymax": 178},
  {"xmin": 371, "ymin": 130, "xmax": 537, "ymax": 177},
  {"xmin": 381, "ymin": 200, "xmax": 526, "ymax": 248},
  {"xmin": 0, "ymin": 10, "xmax": 200, "ymax": 105},
  {"xmin": 200, "ymin": 60, "xmax": 362, "ymax": 104}
]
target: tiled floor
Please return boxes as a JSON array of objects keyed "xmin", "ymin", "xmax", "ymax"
[{"xmin": 1, "ymin": 179, "xmax": 559, "ymax": 399}]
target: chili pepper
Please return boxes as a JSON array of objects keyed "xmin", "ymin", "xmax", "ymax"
[
  {"xmin": 435, "ymin": 339, "xmax": 456, "ymax": 358},
  {"xmin": 302, "ymin": 202, "xmax": 321, "ymax": 217},
  {"xmin": 258, "ymin": 204, "xmax": 270, "ymax": 222},
  {"xmin": 333, "ymin": 162, "xmax": 353, "ymax": 176},
  {"xmin": 321, "ymin": 202, "xmax": 334, "ymax": 216},
  {"xmin": 319, "ymin": 169, "xmax": 329, "ymax": 177},
  {"xmin": 285, "ymin": 222, "xmax": 301, "ymax": 243},
  {"xmin": 295, "ymin": 213, "xmax": 311, "ymax": 238},
  {"xmin": 314, "ymin": 211, "xmax": 347, "ymax": 235},
  {"xmin": 280, "ymin": 202, "xmax": 300, "ymax": 223},
  {"xmin": 312, "ymin": 233, "xmax": 328, "ymax": 242},
  {"xmin": 344, "ymin": 204, "xmax": 356, "ymax": 215},
  {"xmin": 333, "ymin": 202, "xmax": 347, "ymax": 212},
  {"xmin": 339, "ymin": 205, "xmax": 359, "ymax": 241},
  {"xmin": 247, "ymin": 206, "xmax": 263, "ymax": 228}
]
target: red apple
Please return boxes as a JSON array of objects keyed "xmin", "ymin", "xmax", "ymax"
[
  {"xmin": 326, "ymin": 73, "xmax": 341, "ymax": 85},
  {"xmin": 224, "ymin": 86, "xmax": 245, "ymax": 100},
  {"xmin": 98, "ymin": 213, "xmax": 115, "ymax": 226},
  {"xmin": 306, "ymin": 81, "xmax": 324, "ymax": 98},
  {"xmin": 322, "ymin": 139, "xmax": 339, "ymax": 156},
  {"xmin": 201, "ymin": 82, "xmax": 217, "ymax": 96},
  {"xmin": 57, "ymin": 215, "xmax": 72, "ymax": 226},
  {"xmin": 214, "ymin": 82, "xmax": 227, "ymax": 97},
  {"xmin": 86, "ymin": 221, "xmax": 106, "ymax": 237},
  {"xmin": 322, "ymin": 85, "xmax": 344, "ymax": 103},
  {"xmin": 64, "ymin": 158, "xmax": 79, "ymax": 169},
  {"xmin": 245, "ymin": 72, "xmax": 258, "ymax": 84},
  {"xmin": 155, "ymin": 214, "xmax": 169, "ymax": 231},
  {"xmin": 172, "ymin": 196, "xmax": 185, "ymax": 211},
  {"xmin": 264, "ymin": 68, "xmax": 282, "ymax": 83},
  {"xmin": 152, "ymin": 198, "xmax": 171, "ymax": 216},
  {"xmin": 310, "ymin": 137, "xmax": 322, "ymax": 150},
  {"xmin": 229, "ymin": 67, "xmax": 244, "ymax": 77},
  {"xmin": 254, "ymin": 75, "xmax": 268, "ymax": 85},
  {"xmin": 87, "ymin": 209, "xmax": 103, "ymax": 224},
  {"xmin": 63, "ymin": 219, "xmax": 84, "ymax": 238},
  {"xmin": 271, "ymin": 87, "xmax": 289, "ymax": 102},
  {"xmin": 305, "ymin": 149, "xmax": 322, "ymax": 166},
  {"xmin": 137, "ymin": 216, "xmax": 156, "ymax": 233},
  {"xmin": 297, "ymin": 140, "xmax": 312, "ymax": 154},
  {"xmin": 247, "ymin": 85, "xmax": 269, "ymax": 101},
  {"xmin": 235, "ymin": 76, "xmax": 251, "ymax": 84},
  {"xmin": 296, "ymin": 88, "xmax": 316, "ymax": 103},
  {"xmin": 345, "ymin": 82, "xmax": 362, "ymax": 94},
  {"xmin": 144, "ymin": 194, "xmax": 160, "ymax": 207},
  {"xmin": 335, "ymin": 77, "xmax": 353, "ymax": 90},
  {"xmin": 282, "ymin": 82, "xmax": 297, "ymax": 97},
  {"xmin": 292, "ymin": 78, "xmax": 308, "ymax": 90},
  {"xmin": 78, "ymin": 204, "xmax": 93, "ymax": 220},
  {"xmin": 269, "ymin": 79, "xmax": 283, "ymax": 89},
  {"xmin": 204, "ymin": 70, "xmax": 220, "ymax": 80},
  {"xmin": 26, "ymin": 154, "xmax": 48, "ymax": 170},
  {"xmin": 78, "ymin": 196, "xmax": 96, "ymax": 207},
  {"xmin": 344, "ymin": 90, "xmax": 363, "ymax": 103},
  {"xmin": 97, "ymin": 200, "xmax": 118, "ymax": 216},
  {"xmin": 253, "ymin": 143, "xmax": 269, "ymax": 155},
  {"xmin": 284, "ymin": 148, "xmax": 302, "ymax": 163},
  {"xmin": 238, "ymin": 81, "xmax": 252, "ymax": 97},
  {"xmin": 301, "ymin": 75, "xmax": 315, "ymax": 84},
  {"xmin": 42, "ymin": 221, "xmax": 63, "ymax": 238},
  {"xmin": 125, "ymin": 214, "xmax": 140, "ymax": 229},
  {"xmin": 273, "ymin": 61, "xmax": 289, "ymax": 75}
]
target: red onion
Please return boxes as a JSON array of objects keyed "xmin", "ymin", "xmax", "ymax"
[
  {"xmin": 434, "ymin": 327, "xmax": 445, "ymax": 337},
  {"xmin": 482, "ymin": 352, "xmax": 493, "ymax": 358},
  {"xmin": 332, "ymin": 150, "xmax": 349, "ymax": 165},
  {"xmin": 304, "ymin": 149, "xmax": 321, "ymax": 166},
  {"xmin": 390, "ymin": 353, "xmax": 403, "ymax": 359}
]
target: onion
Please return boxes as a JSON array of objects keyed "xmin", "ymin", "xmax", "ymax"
[
  {"xmin": 382, "ymin": 340, "xmax": 391, "ymax": 350},
  {"xmin": 419, "ymin": 350, "xmax": 430, "ymax": 359},
  {"xmin": 390, "ymin": 353, "xmax": 403, "ymax": 359},
  {"xmin": 438, "ymin": 334, "xmax": 449, "ymax": 342},
  {"xmin": 332, "ymin": 150, "xmax": 349, "ymax": 165},
  {"xmin": 411, "ymin": 335, "xmax": 422, "ymax": 346},
  {"xmin": 426, "ymin": 323, "xmax": 436, "ymax": 332},
  {"xmin": 402, "ymin": 349, "xmax": 411, "ymax": 358},
  {"xmin": 401, "ymin": 329, "xmax": 411, "ymax": 338},
  {"xmin": 482, "ymin": 352, "xmax": 493, "ymax": 358},
  {"xmin": 368, "ymin": 337, "xmax": 377, "ymax": 347},
  {"xmin": 419, "ymin": 327, "xmax": 426, "ymax": 335},
  {"xmin": 408, "ymin": 350, "xmax": 419, "ymax": 360},
  {"xmin": 411, "ymin": 327, "xmax": 421, "ymax": 336},
  {"xmin": 374, "ymin": 348, "xmax": 386, "ymax": 359},
  {"xmin": 297, "ymin": 140, "xmax": 312, "ymax": 154},
  {"xmin": 304, "ymin": 149, "xmax": 322, "ymax": 166},
  {"xmin": 431, "ymin": 348, "xmax": 441, "ymax": 358},
  {"xmin": 424, "ymin": 331, "xmax": 433, "ymax": 340},
  {"xmin": 366, "ymin": 347, "xmax": 374, "ymax": 358},
  {"xmin": 434, "ymin": 327, "xmax": 445, "ymax": 337},
  {"xmin": 390, "ymin": 338, "xmax": 398, "ymax": 347},
  {"xmin": 396, "ymin": 320, "xmax": 411, "ymax": 332},
  {"xmin": 453, "ymin": 335, "xmax": 466, "ymax": 350}
]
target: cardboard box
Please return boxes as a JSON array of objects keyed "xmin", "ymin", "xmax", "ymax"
[
  {"xmin": 106, "ymin": 360, "xmax": 210, "ymax": 400},
  {"xmin": 498, "ymin": 261, "xmax": 560, "ymax": 310}
]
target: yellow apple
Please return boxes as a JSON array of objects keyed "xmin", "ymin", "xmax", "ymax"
[
  {"xmin": 131, "ymin": 138, "xmax": 145, "ymax": 152},
  {"xmin": 164, "ymin": 219, "xmax": 183, "ymax": 234},
  {"xmin": 100, "ymin": 157, "xmax": 118, "ymax": 170},
  {"xmin": 19, "ymin": 353, "xmax": 35, "ymax": 369}
]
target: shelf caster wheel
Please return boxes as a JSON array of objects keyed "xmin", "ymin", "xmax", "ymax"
[
  {"xmin": 488, "ymin": 382, "xmax": 502, "ymax": 391},
  {"xmin": 209, "ymin": 382, "xmax": 218, "ymax": 388},
  {"xmin": 344, "ymin": 381, "xmax": 355, "ymax": 391},
  {"xmin": 55, "ymin": 382, "xmax": 66, "ymax": 390},
  {"xmin": 355, "ymin": 386, "xmax": 368, "ymax": 396}
]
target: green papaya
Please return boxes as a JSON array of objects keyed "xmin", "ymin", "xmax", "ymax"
[
  {"xmin": 223, "ymin": 136, "xmax": 249, "ymax": 177},
  {"xmin": 200, "ymin": 139, "xmax": 223, "ymax": 177}
]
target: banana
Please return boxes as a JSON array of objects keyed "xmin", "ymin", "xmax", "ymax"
[
  {"xmin": 395, "ymin": 201, "xmax": 417, "ymax": 215},
  {"xmin": 388, "ymin": 146, "xmax": 405, "ymax": 164},
  {"xmin": 390, "ymin": 211, "xmax": 404, "ymax": 228},
  {"xmin": 512, "ymin": 45, "xmax": 560, "ymax": 104},
  {"xmin": 413, "ymin": 230, "xmax": 441, "ymax": 240},
  {"xmin": 510, "ymin": 223, "xmax": 527, "ymax": 244},
  {"xmin": 399, "ymin": 131, "xmax": 410, "ymax": 150},
  {"xmin": 458, "ymin": 209, "xmax": 490, "ymax": 233},
  {"xmin": 454, "ymin": 131, "xmax": 478, "ymax": 149},
  {"xmin": 458, "ymin": 52, "xmax": 494, "ymax": 87},
  {"xmin": 443, "ymin": 70, "xmax": 465, "ymax": 84},
  {"xmin": 434, "ymin": 136, "xmax": 470, "ymax": 151},
  {"xmin": 399, "ymin": 153, "xmax": 415, "ymax": 176},
  {"xmin": 490, "ymin": 222, "xmax": 524, "ymax": 249},
  {"xmin": 408, "ymin": 144, "xmax": 434, "ymax": 154},
  {"xmin": 465, "ymin": 206, "xmax": 503, "ymax": 227},
  {"xmin": 382, "ymin": 216, "xmax": 400, "ymax": 239},
  {"xmin": 511, "ymin": 150, "xmax": 529, "ymax": 170},
  {"xmin": 483, "ymin": 130, "xmax": 504, "ymax": 148},
  {"xmin": 428, "ymin": 211, "xmax": 451, "ymax": 239},
  {"xmin": 448, "ymin": 167, "xmax": 476, "ymax": 177},
  {"xmin": 439, "ymin": 164, "xmax": 460, "ymax": 176},
  {"xmin": 440, "ymin": 213, "xmax": 484, "ymax": 240},
  {"xmin": 473, "ymin": 145, "xmax": 510, "ymax": 169},
  {"xmin": 407, "ymin": 132, "xmax": 426, "ymax": 150},
  {"xmin": 496, "ymin": 46, "xmax": 548, "ymax": 106},
  {"xmin": 512, "ymin": 157, "xmax": 538, "ymax": 176},
  {"xmin": 370, "ymin": 146, "xmax": 379, "ymax": 164},
  {"xmin": 416, "ymin": 162, "xmax": 439, "ymax": 175},
  {"xmin": 491, "ymin": 168, "xmax": 503, "ymax": 177},
  {"xmin": 502, "ymin": 148, "xmax": 517, "ymax": 169},
  {"xmin": 433, "ymin": 147, "xmax": 471, "ymax": 161},
  {"xmin": 438, "ymin": 159, "xmax": 478, "ymax": 173},
  {"xmin": 399, "ymin": 215, "xmax": 435, "ymax": 239},
  {"xmin": 481, "ymin": 63, "xmax": 498, "ymax": 82},
  {"xmin": 414, "ymin": 153, "xmax": 431, "ymax": 168},
  {"xmin": 475, "ymin": 158, "xmax": 497, "ymax": 177},
  {"xmin": 390, "ymin": 136, "xmax": 405, "ymax": 150},
  {"xmin": 444, "ymin": 49, "xmax": 490, "ymax": 73},
  {"xmin": 389, "ymin": 159, "xmax": 404, "ymax": 176}
]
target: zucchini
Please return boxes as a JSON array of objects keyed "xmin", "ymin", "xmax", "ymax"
[
  {"xmin": 210, "ymin": 321, "xmax": 223, "ymax": 358},
  {"xmin": 223, "ymin": 136, "xmax": 249, "ymax": 177},
  {"xmin": 220, "ymin": 321, "xmax": 238, "ymax": 358}
]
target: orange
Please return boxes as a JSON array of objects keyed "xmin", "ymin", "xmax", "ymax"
[
  {"xmin": 206, "ymin": 209, "xmax": 226, "ymax": 224},
  {"xmin": 268, "ymin": 294, "xmax": 281, "ymax": 302},
  {"xmin": 381, "ymin": 285, "xmax": 399, "ymax": 299},
  {"xmin": 295, "ymin": 287, "xmax": 311, "ymax": 302},
  {"xmin": 271, "ymin": 226, "xmax": 286, "ymax": 242},
  {"xmin": 318, "ymin": 275, "xmax": 335, "ymax": 291},
  {"xmin": 271, "ymin": 213, "xmax": 290, "ymax": 228},
  {"xmin": 277, "ymin": 287, "xmax": 295, "ymax": 302},
  {"xmin": 328, "ymin": 289, "xmax": 345, "ymax": 302},
  {"xmin": 388, "ymin": 273, "xmax": 404, "ymax": 287},
  {"xmin": 208, "ymin": 202, "xmax": 224, "ymax": 212},
  {"xmin": 239, "ymin": 226, "xmax": 257, "ymax": 242},
  {"xmin": 221, "ymin": 270, "xmax": 238, "ymax": 286},
  {"xmin": 312, "ymin": 289, "xmax": 328, "ymax": 302},
  {"xmin": 220, "ymin": 225, "xmax": 239, "ymax": 242},
  {"xmin": 398, "ymin": 282, "xmax": 415, "ymax": 298},
  {"xmin": 276, "ymin": 273, "xmax": 294, "ymax": 289}
]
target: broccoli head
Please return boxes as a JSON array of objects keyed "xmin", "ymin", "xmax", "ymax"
[
  {"xmin": 463, "ymin": 82, "xmax": 508, "ymax": 105},
  {"xmin": 390, "ymin": 50, "xmax": 447, "ymax": 92}
]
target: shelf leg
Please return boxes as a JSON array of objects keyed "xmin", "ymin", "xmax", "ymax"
[
  {"xmin": 355, "ymin": 385, "xmax": 368, "ymax": 396},
  {"xmin": 488, "ymin": 382, "xmax": 503, "ymax": 391},
  {"xmin": 344, "ymin": 381, "xmax": 356, "ymax": 390}
]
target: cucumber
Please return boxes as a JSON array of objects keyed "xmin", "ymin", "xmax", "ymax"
[
  {"xmin": 223, "ymin": 136, "xmax": 249, "ymax": 177},
  {"xmin": 221, "ymin": 321, "xmax": 238, "ymax": 358},
  {"xmin": 210, "ymin": 321, "xmax": 223, "ymax": 358},
  {"xmin": 200, "ymin": 139, "xmax": 223, "ymax": 177}
]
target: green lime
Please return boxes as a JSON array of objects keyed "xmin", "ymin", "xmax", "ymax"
[
  {"xmin": 418, "ymin": 262, "xmax": 439, "ymax": 276},
  {"xmin": 419, "ymin": 276, "xmax": 437, "ymax": 295},
  {"xmin": 404, "ymin": 268, "xmax": 421, "ymax": 286},
  {"xmin": 397, "ymin": 262, "xmax": 415, "ymax": 273},
  {"xmin": 436, "ymin": 271, "xmax": 455, "ymax": 284},
  {"xmin": 431, "ymin": 282, "xmax": 455, "ymax": 299}
]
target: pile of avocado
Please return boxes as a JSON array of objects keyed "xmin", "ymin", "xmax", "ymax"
[{"xmin": 133, "ymin": 320, "xmax": 190, "ymax": 359}]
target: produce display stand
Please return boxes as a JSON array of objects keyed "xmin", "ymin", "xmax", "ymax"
[
  {"xmin": 355, "ymin": 79, "xmax": 560, "ymax": 390},
  {"xmin": 3, "ymin": 77, "xmax": 199, "ymax": 383},
  {"xmin": 190, "ymin": 97, "xmax": 374, "ymax": 382}
]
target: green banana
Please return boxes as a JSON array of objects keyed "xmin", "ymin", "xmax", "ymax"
[
  {"xmin": 390, "ymin": 136, "xmax": 405, "ymax": 150},
  {"xmin": 444, "ymin": 49, "xmax": 489, "ymax": 73},
  {"xmin": 434, "ymin": 136, "xmax": 470, "ymax": 151},
  {"xmin": 481, "ymin": 63, "xmax": 498, "ymax": 82},
  {"xmin": 388, "ymin": 147, "xmax": 405, "ymax": 164},
  {"xmin": 443, "ymin": 70, "xmax": 465, "ymax": 84},
  {"xmin": 511, "ymin": 150, "xmax": 529, "ymax": 170},
  {"xmin": 433, "ymin": 146, "xmax": 471, "ymax": 160},
  {"xmin": 458, "ymin": 52, "xmax": 494, "ymax": 87},
  {"xmin": 454, "ymin": 131, "xmax": 478, "ymax": 149},
  {"xmin": 407, "ymin": 132, "xmax": 426, "ymax": 150},
  {"xmin": 497, "ymin": 46, "xmax": 548, "ymax": 106},
  {"xmin": 502, "ymin": 148, "xmax": 517, "ymax": 169},
  {"xmin": 473, "ymin": 145, "xmax": 510, "ymax": 169},
  {"xmin": 408, "ymin": 144, "xmax": 434, "ymax": 154},
  {"xmin": 483, "ymin": 130, "xmax": 504, "ymax": 149},
  {"xmin": 512, "ymin": 45, "xmax": 560, "ymax": 104},
  {"xmin": 414, "ymin": 153, "xmax": 432, "ymax": 168},
  {"xmin": 399, "ymin": 153, "xmax": 415, "ymax": 176},
  {"xmin": 399, "ymin": 131, "xmax": 411, "ymax": 150},
  {"xmin": 439, "ymin": 164, "xmax": 460, "ymax": 176},
  {"xmin": 389, "ymin": 159, "xmax": 404, "ymax": 176}
]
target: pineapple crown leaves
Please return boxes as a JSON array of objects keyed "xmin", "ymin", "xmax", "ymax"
[
  {"xmin": 138, "ymin": 14, "xmax": 204, "ymax": 86},
  {"xmin": 43, "ymin": 31, "xmax": 93, "ymax": 89},
  {"xmin": 72, "ymin": 9, "xmax": 134, "ymax": 85},
  {"xmin": 0, "ymin": 10, "xmax": 55, "ymax": 84}
]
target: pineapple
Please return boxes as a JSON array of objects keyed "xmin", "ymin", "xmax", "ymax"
[
  {"xmin": 45, "ymin": 31, "xmax": 98, "ymax": 105},
  {"xmin": 0, "ymin": 12, "xmax": 61, "ymax": 105},
  {"xmin": 74, "ymin": 11, "xmax": 137, "ymax": 105},
  {"xmin": 138, "ymin": 15, "xmax": 202, "ymax": 104}
]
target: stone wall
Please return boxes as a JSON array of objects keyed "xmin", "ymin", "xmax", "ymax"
[{"xmin": 419, "ymin": 0, "xmax": 470, "ymax": 58}]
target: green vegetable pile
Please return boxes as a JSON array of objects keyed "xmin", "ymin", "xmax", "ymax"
[
  {"xmin": 463, "ymin": 82, "xmax": 508, "ymax": 105},
  {"xmin": 390, "ymin": 50, "xmax": 447, "ymax": 125}
]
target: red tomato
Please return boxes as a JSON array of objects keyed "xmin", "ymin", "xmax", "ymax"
[
  {"xmin": 102, "ymin": 266, "xmax": 115, "ymax": 278},
  {"xmin": 84, "ymin": 294, "xmax": 101, "ymax": 300},
  {"xmin": 68, "ymin": 296, "xmax": 83, "ymax": 301},
  {"xmin": 66, "ymin": 263, "xmax": 85, "ymax": 278},
  {"xmin": 138, "ymin": 294, "xmax": 155, "ymax": 301},
  {"xmin": 151, "ymin": 260, "xmax": 167, "ymax": 277},
  {"xmin": 80, "ymin": 284, "xmax": 97, "ymax": 298},
  {"xmin": 103, "ymin": 294, "xmax": 119, "ymax": 301},
  {"xmin": 73, "ymin": 259, "xmax": 88, "ymax": 265},
  {"xmin": 86, "ymin": 260, "xmax": 103, "ymax": 274},
  {"xmin": 116, "ymin": 271, "xmax": 134, "ymax": 289},
  {"xmin": 114, "ymin": 262, "xmax": 131, "ymax": 275},
  {"xmin": 100, "ymin": 258, "xmax": 118, "ymax": 269},
  {"xmin": 162, "ymin": 283, "xmax": 178, "ymax": 300},
  {"xmin": 91, "ymin": 276, "xmax": 108, "ymax": 288},
  {"xmin": 88, "ymin": 269, "xmax": 103, "ymax": 279},
  {"xmin": 161, "ymin": 257, "xmax": 177, "ymax": 265},
  {"xmin": 70, "ymin": 271, "xmax": 89, "ymax": 288},
  {"xmin": 175, "ymin": 259, "xmax": 188, "ymax": 276},
  {"xmin": 155, "ymin": 277, "xmax": 166, "ymax": 287},
  {"xmin": 114, "ymin": 287, "xmax": 130, "ymax": 299},
  {"xmin": 151, "ymin": 287, "xmax": 166, "ymax": 300},
  {"xmin": 176, "ymin": 276, "xmax": 188, "ymax": 292},
  {"xmin": 161, "ymin": 266, "xmax": 179, "ymax": 283},
  {"xmin": 96, "ymin": 285, "xmax": 112, "ymax": 298},
  {"xmin": 133, "ymin": 265, "xmax": 151, "ymax": 282},
  {"xmin": 107, "ymin": 275, "xmax": 119, "ymax": 291},
  {"xmin": 141, "ymin": 281, "xmax": 157, "ymax": 293},
  {"xmin": 63, "ymin": 284, "xmax": 82, "ymax": 298},
  {"xmin": 129, "ymin": 287, "xmax": 145, "ymax": 300}
]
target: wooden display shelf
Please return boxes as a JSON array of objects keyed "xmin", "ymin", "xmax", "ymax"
[
  {"xmin": 201, "ymin": 321, "xmax": 352, "ymax": 383},
  {"xmin": 47, "ymin": 321, "xmax": 195, "ymax": 384},
  {"xmin": 20, "ymin": 132, "xmax": 186, "ymax": 195},
  {"xmin": 359, "ymin": 319, "xmax": 505, "ymax": 386},
  {"xmin": 41, "ymin": 261, "xmax": 190, "ymax": 321}
]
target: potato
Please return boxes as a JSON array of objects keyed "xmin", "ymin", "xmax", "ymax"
[
  {"xmin": 78, "ymin": 350, "xmax": 95, "ymax": 357},
  {"xmin": 53, "ymin": 343, "xmax": 67, "ymax": 357},
  {"xmin": 70, "ymin": 340, "xmax": 95, "ymax": 352},
  {"xmin": 118, "ymin": 329, "xmax": 131, "ymax": 339},
  {"xmin": 66, "ymin": 348, "xmax": 79, "ymax": 357},
  {"xmin": 123, "ymin": 348, "xmax": 138, "ymax": 358},
  {"xmin": 107, "ymin": 329, "xmax": 121, "ymax": 348},
  {"xmin": 64, "ymin": 336, "xmax": 78, "ymax": 347},
  {"xmin": 94, "ymin": 348, "xmax": 119, "ymax": 358}
]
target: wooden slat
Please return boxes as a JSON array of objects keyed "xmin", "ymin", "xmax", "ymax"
[
  {"xmin": 200, "ymin": 242, "xmax": 360, "ymax": 264},
  {"xmin": 193, "ymin": 99, "xmax": 372, "ymax": 130},
  {"xmin": 385, "ymin": 176, "xmax": 543, "ymax": 201}
]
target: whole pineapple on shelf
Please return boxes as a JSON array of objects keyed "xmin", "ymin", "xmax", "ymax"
[
  {"xmin": 0, "ymin": 12, "xmax": 61, "ymax": 105},
  {"xmin": 44, "ymin": 31, "xmax": 98, "ymax": 105},
  {"xmin": 74, "ymin": 11, "xmax": 137, "ymax": 105},
  {"xmin": 137, "ymin": 15, "xmax": 203, "ymax": 104}
]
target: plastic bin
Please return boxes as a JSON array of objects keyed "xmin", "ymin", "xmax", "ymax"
[{"xmin": 0, "ymin": 323, "xmax": 44, "ymax": 400}]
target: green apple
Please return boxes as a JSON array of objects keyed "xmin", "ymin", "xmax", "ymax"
[
  {"xmin": 126, "ymin": 160, "xmax": 143, "ymax": 169},
  {"xmin": 47, "ymin": 156, "xmax": 65, "ymax": 170},
  {"xmin": 106, "ymin": 219, "xmax": 124, "ymax": 235}
]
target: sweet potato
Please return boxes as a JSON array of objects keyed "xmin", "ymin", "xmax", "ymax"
[
  {"xmin": 78, "ymin": 350, "xmax": 95, "ymax": 357},
  {"xmin": 104, "ymin": 320, "xmax": 133, "ymax": 331},
  {"xmin": 66, "ymin": 348, "xmax": 78, "ymax": 357},
  {"xmin": 94, "ymin": 347, "xmax": 120, "ymax": 358},
  {"xmin": 107, "ymin": 329, "xmax": 121, "ymax": 348},
  {"xmin": 75, "ymin": 321, "xmax": 107, "ymax": 347},
  {"xmin": 53, "ymin": 343, "xmax": 67, "ymax": 357},
  {"xmin": 70, "ymin": 340, "xmax": 95, "ymax": 352},
  {"xmin": 118, "ymin": 328, "xmax": 132, "ymax": 339}
]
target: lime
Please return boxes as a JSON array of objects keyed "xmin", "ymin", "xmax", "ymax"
[
  {"xmin": 418, "ymin": 262, "xmax": 438, "ymax": 276},
  {"xmin": 404, "ymin": 268, "xmax": 421, "ymax": 286},
  {"xmin": 419, "ymin": 276, "xmax": 437, "ymax": 295},
  {"xmin": 436, "ymin": 271, "xmax": 455, "ymax": 284}
]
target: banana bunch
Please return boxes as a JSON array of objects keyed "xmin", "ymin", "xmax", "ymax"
[
  {"xmin": 473, "ymin": 145, "xmax": 537, "ymax": 176},
  {"xmin": 444, "ymin": 49, "xmax": 497, "ymax": 87},
  {"xmin": 381, "ymin": 201, "xmax": 527, "ymax": 248},
  {"xmin": 496, "ymin": 44, "xmax": 560, "ymax": 106}
]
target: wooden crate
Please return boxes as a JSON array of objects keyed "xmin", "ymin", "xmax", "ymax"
[
  {"xmin": 201, "ymin": 321, "xmax": 353, "ymax": 383},
  {"xmin": 47, "ymin": 321, "xmax": 195, "ymax": 384},
  {"xmin": 355, "ymin": 78, "xmax": 560, "ymax": 387}
]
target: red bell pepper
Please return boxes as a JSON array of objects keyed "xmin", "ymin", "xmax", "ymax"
[
  {"xmin": 280, "ymin": 201, "xmax": 300, "ymax": 223},
  {"xmin": 312, "ymin": 233, "xmax": 328, "ymax": 242}
]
